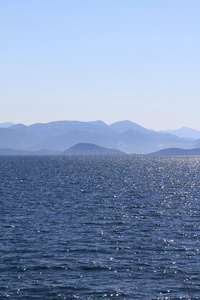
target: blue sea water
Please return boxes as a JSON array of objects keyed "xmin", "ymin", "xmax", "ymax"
[{"xmin": 1, "ymin": 155, "xmax": 200, "ymax": 299}]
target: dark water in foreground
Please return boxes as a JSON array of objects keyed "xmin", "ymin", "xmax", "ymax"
[{"xmin": 1, "ymin": 156, "xmax": 200, "ymax": 299}]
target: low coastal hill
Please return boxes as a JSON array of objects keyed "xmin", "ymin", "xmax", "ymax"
[
  {"xmin": 64, "ymin": 143, "xmax": 124, "ymax": 156},
  {"xmin": 149, "ymin": 148, "xmax": 200, "ymax": 155}
]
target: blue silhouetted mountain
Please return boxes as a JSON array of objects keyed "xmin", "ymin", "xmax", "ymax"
[
  {"xmin": 149, "ymin": 148, "xmax": 200, "ymax": 155},
  {"xmin": 64, "ymin": 143, "xmax": 124, "ymax": 156},
  {"xmin": 0, "ymin": 122, "xmax": 14, "ymax": 128},
  {"xmin": 109, "ymin": 120, "xmax": 151, "ymax": 134},
  {"xmin": 29, "ymin": 130, "xmax": 115, "ymax": 151},
  {"xmin": 192, "ymin": 138, "xmax": 200, "ymax": 149},
  {"xmin": 10, "ymin": 120, "xmax": 116, "ymax": 138},
  {"xmin": 159, "ymin": 127, "xmax": 200, "ymax": 140},
  {"xmin": 0, "ymin": 120, "xmax": 198, "ymax": 154},
  {"xmin": 0, "ymin": 127, "xmax": 40, "ymax": 149}
]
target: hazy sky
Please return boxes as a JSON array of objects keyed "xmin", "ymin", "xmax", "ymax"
[{"xmin": 1, "ymin": 0, "xmax": 200, "ymax": 130}]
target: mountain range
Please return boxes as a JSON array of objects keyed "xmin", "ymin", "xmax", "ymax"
[{"xmin": 1, "ymin": 120, "xmax": 200, "ymax": 154}]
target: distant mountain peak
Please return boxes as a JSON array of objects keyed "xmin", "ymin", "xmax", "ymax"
[
  {"xmin": 109, "ymin": 120, "xmax": 151, "ymax": 134},
  {"xmin": 0, "ymin": 122, "xmax": 14, "ymax": 128},
  {"xmin": 149, "ymin": 147, "xmax": 200, "ymax": 155},
  {"xmin": 88, "ymin": 120, "xmax": 107, "ymax": 126},
  {"xmin": 159, "ymin": 127, "xmax": 200, "ymax": 140}
]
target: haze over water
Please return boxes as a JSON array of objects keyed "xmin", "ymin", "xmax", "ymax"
[{"xmin": 1, "ymin": 156, "xmax": 200, "ymax": 299}]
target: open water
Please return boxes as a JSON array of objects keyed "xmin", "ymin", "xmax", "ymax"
[{"xmin": 1, "ymin": 156, "xmax": 200, "ymax": 299}]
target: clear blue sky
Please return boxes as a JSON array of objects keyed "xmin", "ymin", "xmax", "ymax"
[{"xmin": 1, "ymin": 0, "xmax": 200, "ymax": 130}]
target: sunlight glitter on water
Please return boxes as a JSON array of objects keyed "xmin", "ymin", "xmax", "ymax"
[{"xmin": 1, "ymin": 156, "xmax": 200, "ymax": 299}]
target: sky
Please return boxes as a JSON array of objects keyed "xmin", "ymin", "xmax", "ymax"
[{"xmin": 1, "ymin": 0, "xmax": 200, "ymax": 130}]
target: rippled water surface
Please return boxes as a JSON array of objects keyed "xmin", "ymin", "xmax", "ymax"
[{"xmin": 1, "ymin": 156, "xmax": 200, "ymax": 299}]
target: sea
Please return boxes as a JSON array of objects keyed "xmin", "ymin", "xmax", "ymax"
[{"xmin": 1, "ymin": 155, "xmax": 200, "ymax": 299}]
